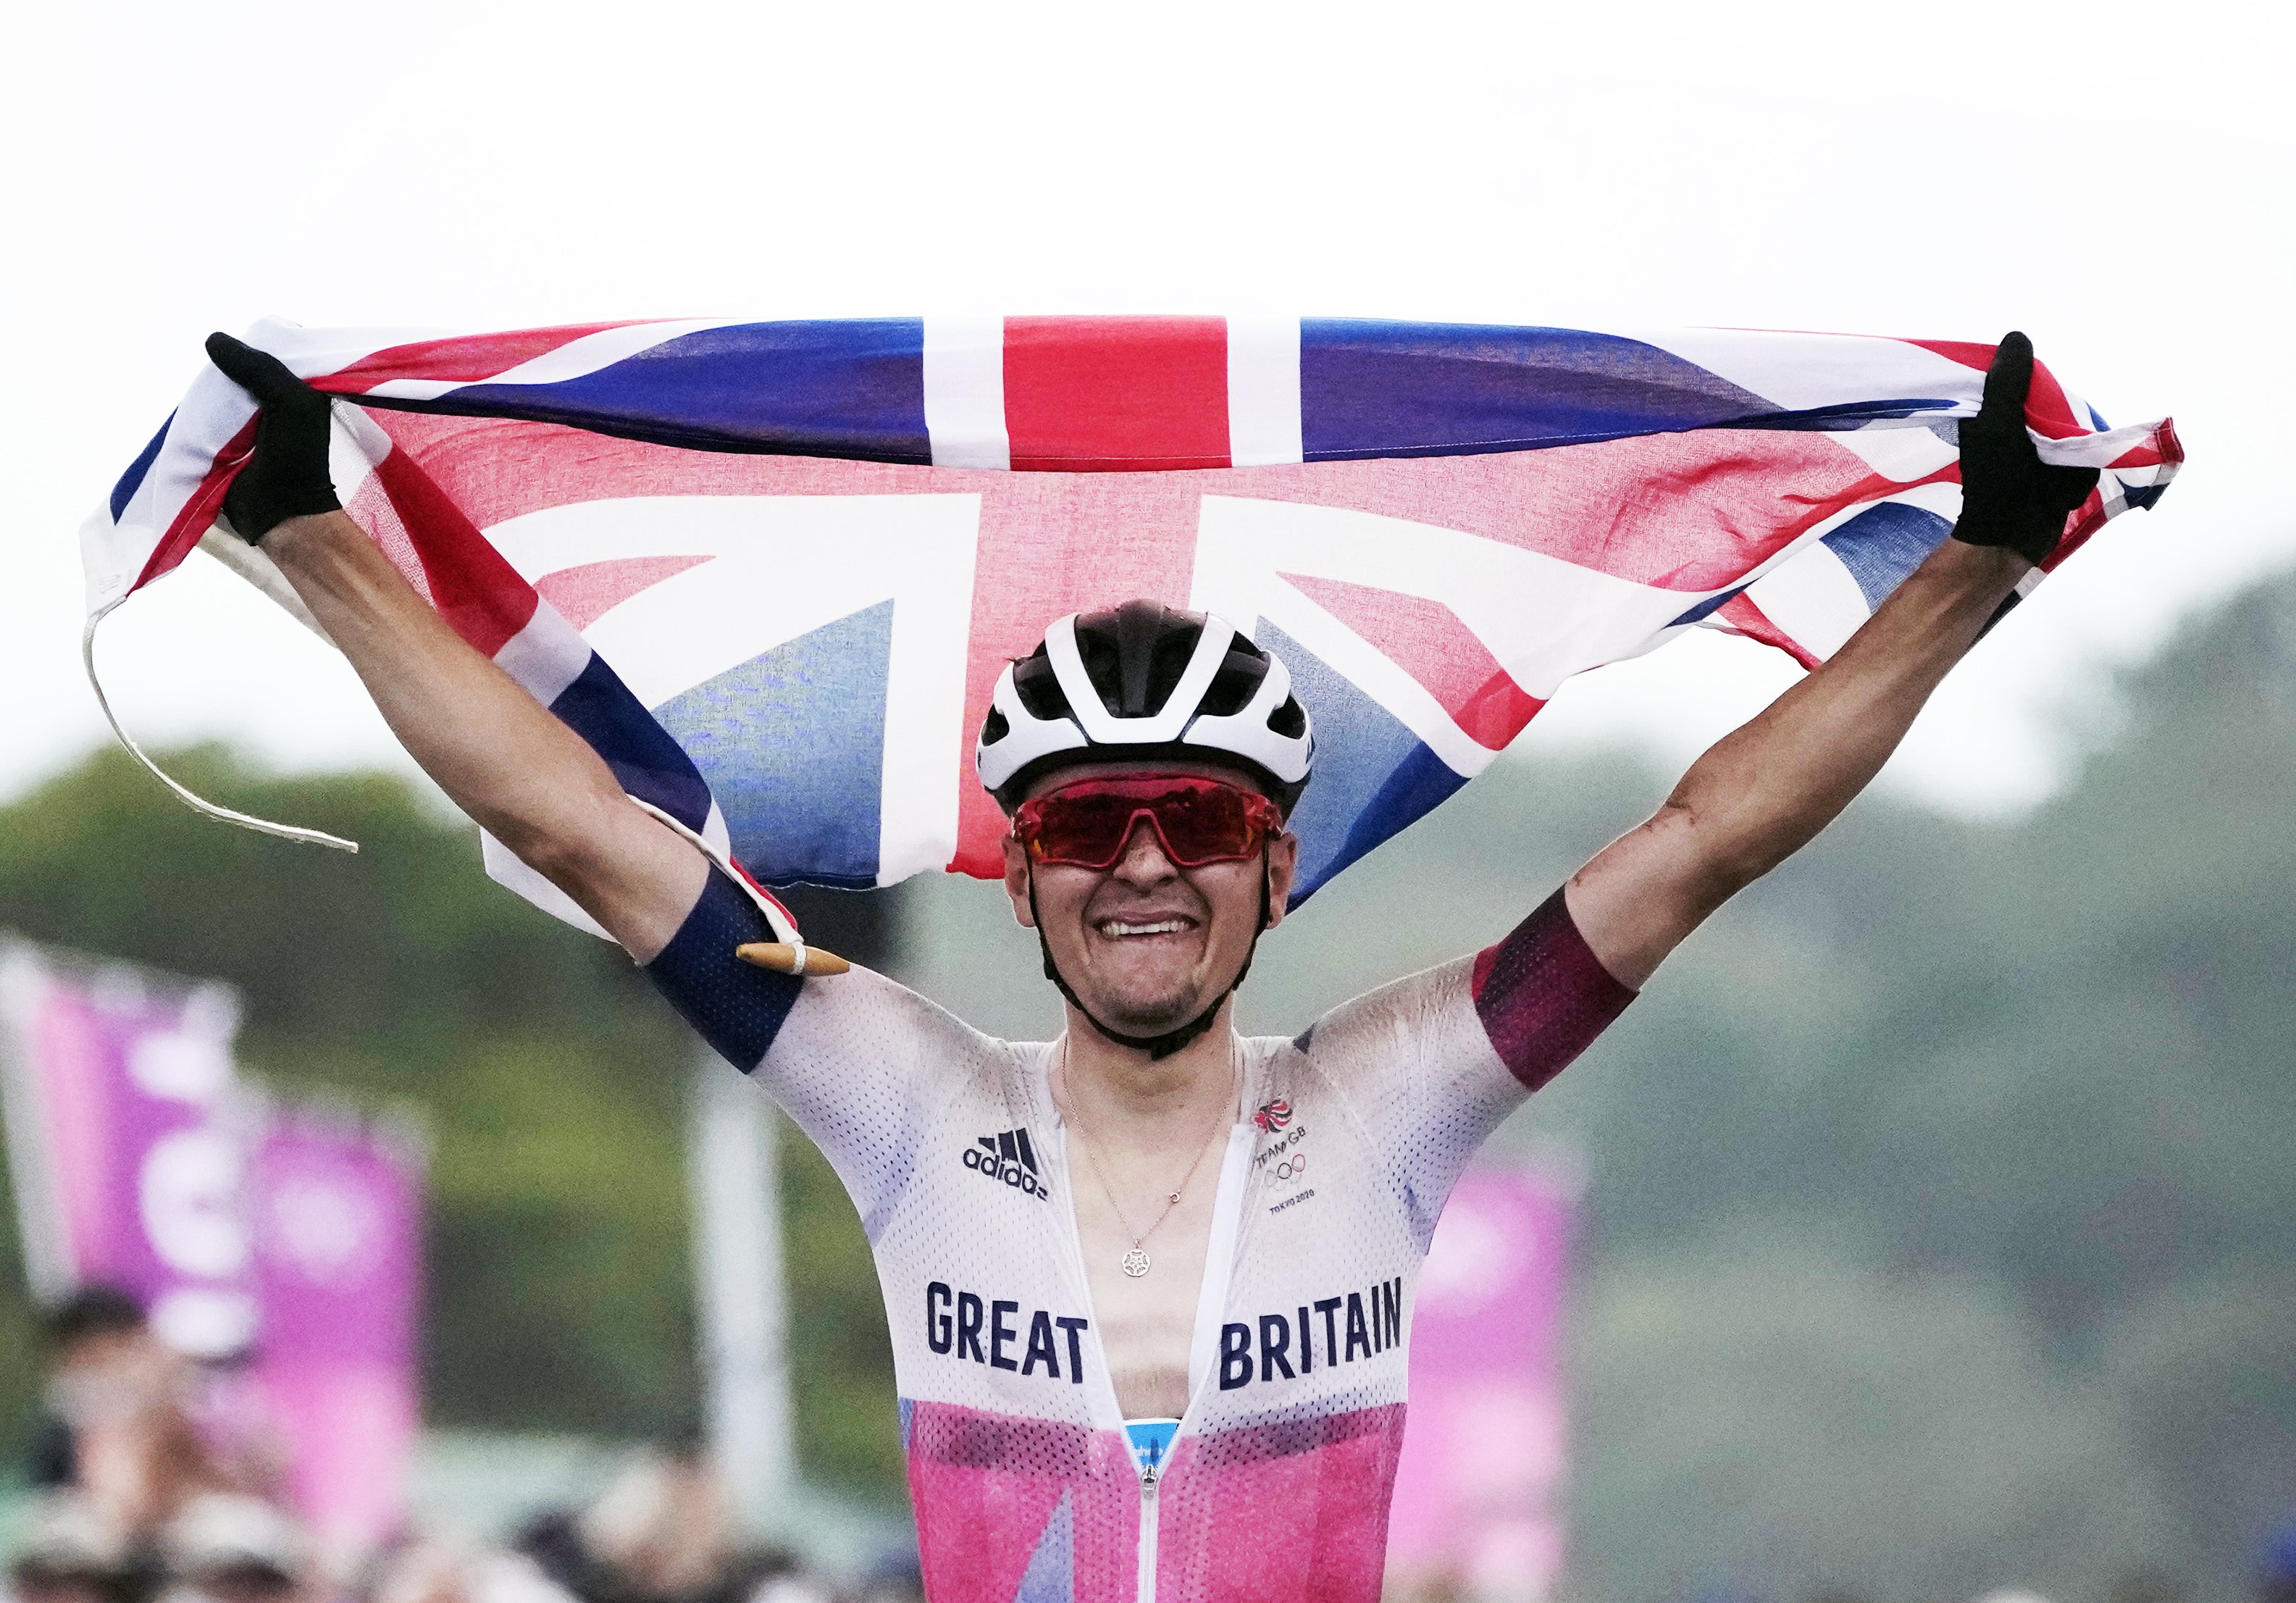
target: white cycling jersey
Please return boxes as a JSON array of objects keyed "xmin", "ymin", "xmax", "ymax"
[{"xmin": 646, "ymin": 870, "xmax": 1632, "ymax": 1603}]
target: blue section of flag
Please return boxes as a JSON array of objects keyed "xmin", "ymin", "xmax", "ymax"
[
  {"xmin": 548, "ymin": 651, "xmax": 716, "ymax": 831},
  {"xmin": 653, "ymin": 600, "xmax": 894, "ymax": 888},
  {"xmin": 1299, "ymin": 321, "xmax": 1779, "ymax": 460},
  {"xmin": 1820, "ymin": 501, "xmax": 1953, "ymax": 611},
  {"xmin": 435, "ymin": 320, "xmax": 931, "ymax": 464},
  {"xmin": 111, "ymin": 413, "xmax": 174, "ymax": 520},
  {"xmin": 1263, "ymin": 621, "xmax": 1470, "ymax": 903},
  {"xmin": 1667, "ymin": 584, "xmax": 1746, "ymax": 628}
]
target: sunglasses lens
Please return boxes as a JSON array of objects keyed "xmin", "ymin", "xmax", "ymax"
[
  {"xmin": 1147, "ymin": 783, "xmax": 1254, "ymax": 863},
  {"xmin": 1020, "ymin": 779, "xmax": 1269, "ymax": 867},
  {"xmin": 1026, "ymin": 789, "xmax": 1141, "ymax": 866}
]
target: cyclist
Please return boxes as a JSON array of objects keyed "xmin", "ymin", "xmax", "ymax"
[{"xmin": 204, "ymin": 330, "xmax": 2093, "ymax": 1603}]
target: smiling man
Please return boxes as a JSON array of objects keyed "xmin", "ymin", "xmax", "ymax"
[{"xmin": 205, "ymin": 330, "xmax": 2094, "ymax": 1603}]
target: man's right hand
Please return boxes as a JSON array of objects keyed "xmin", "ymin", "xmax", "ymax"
[{"xmin": 204, "ymin": 332, "xmax": 342, "ymax": 543}]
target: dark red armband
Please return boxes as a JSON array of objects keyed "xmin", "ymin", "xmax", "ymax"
[{"xmin": 1470, "ymin": 887, "xmax": 1636, "ymax": 1093}]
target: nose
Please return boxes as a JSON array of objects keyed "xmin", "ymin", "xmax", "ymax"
[{"xmin": 1110, "ymin": 815, "xmax": 1178, "ymax": 884}]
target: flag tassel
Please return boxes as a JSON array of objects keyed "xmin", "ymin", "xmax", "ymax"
[{"xmin": 81, "ymin": 598, "xmax": 361, "ymax": 853}]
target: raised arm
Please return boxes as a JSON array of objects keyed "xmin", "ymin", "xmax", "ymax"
[
  {"xmin": 206, "ymin": 335, "xmax": 706, "ymax": 960},
  {"xmin": 1566, "ymin": 333, "xmax": 2100, "ymax": 989}
]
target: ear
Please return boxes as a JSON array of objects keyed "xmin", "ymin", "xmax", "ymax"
[
  {"xmin": 1262, "ymin": 831, "xmax": 1300, "ymax": 930},
  {"xmin": 1002, "ymin": 834, "xmax": 1037, "ymax": 928}
]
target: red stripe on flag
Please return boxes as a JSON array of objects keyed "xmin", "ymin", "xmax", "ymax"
[
  {"xmin": 2042, "ymin": 485, "xmax": 2110, "ymax": 574},
  {"xmin": 1902, "ymin": 338, "xmax": 1995, "ymax": 372},
  {"xmin": 952, "ymin": 472, "xmax": 1207, "ymax": 873},
  {"xmin": 1712, "ymin": 593, "xmax": 1819, "ymax": 669},
  {"xmin": 2113, "ymin": 417, "xmax": 2183, "ymax": 472},
  {"xmin": 369, "ymin": 451, "xmax": 539, "ymax": 658},
  {"xmin": 319, "ymin": 323, "xmax": 648, "ymax": 393},
  {"xmin": 535, "ymin": 555, "xmax": 717, "ymax": 632},
  {"xmin": 1003, "ymin": 317, "xmax": 1231, "ymax": 472},
  {"xmin": 1281, "ymin": 574, "xmax": 1544, "ymax": 750},
  {"xmin": 1903, "ymin": 338, "xmax": 2085, "ymax": 438},
  {"xmin": 131, "ymin": 417, "xmax": 258, "ymax": 595}
]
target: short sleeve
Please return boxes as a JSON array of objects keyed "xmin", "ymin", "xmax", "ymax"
[
  {"xmin": 644, "ymin": 868, "xmax": 1009, "ymax": 1240},
  {"xmin": 1296, "ymin": 884, "xmax": 1633, "ymax": 1246}
]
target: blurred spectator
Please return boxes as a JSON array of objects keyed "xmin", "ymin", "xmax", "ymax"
[
  {"xmin": 512, "ymin": 1445, "xmax": 813, "ymax": 1603},
  {"xmin": 5, "ymin": 1493, "xmax": 143, "ymax": 1603},
  {"xmin": 839, "ymin": 1554, "xmax": 920, "ymax": 1603},
  {"xmin": 153, "ymin": 1496, "xmax": 311, "ymax": 1603},
  {"xmin": 28, "ymin": 1288, "xmax": 151, "ymax": 1491},
  {"xmin": 30, "ymin": 1286, "xmax": 234, "ymax": 1532},
  {"xmin": 367, "ymin": 1536, "xmax": 577, "ymax": 1603}
]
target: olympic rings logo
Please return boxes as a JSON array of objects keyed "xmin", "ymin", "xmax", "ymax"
[{"xmin": 1274, "ymin": 1156, "xmax": 1307, "ymax": 1181}]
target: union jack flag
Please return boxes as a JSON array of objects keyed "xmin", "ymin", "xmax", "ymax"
[{"xmin": 85, "ymin": 317, "xmax": 2180, "ymax": 931}]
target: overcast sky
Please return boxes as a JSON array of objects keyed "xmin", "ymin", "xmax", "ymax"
[{"xmin": 4, "ymin": 0, "xmax": 2287, "ymax": 823}]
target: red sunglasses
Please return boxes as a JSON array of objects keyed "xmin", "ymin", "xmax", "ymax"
[{"xmin": 1013, "ymin": 776, "xmax": 1283, "ymax": 870}]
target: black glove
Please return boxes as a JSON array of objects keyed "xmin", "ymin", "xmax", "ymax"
[
  {"xmin": 204, "ymin": 331, "xmax": 342, "ymax": 543},
  {"xmin": 1951, "ymin": 330, "xmax": 2100, "ymax": 567}
]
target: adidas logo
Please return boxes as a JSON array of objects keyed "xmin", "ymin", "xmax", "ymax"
[{"xmin": 963, "ymin": 1128, "xmax": 1051, "ymax": 1201}]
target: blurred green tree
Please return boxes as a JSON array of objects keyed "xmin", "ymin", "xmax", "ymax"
[
  {"xmin": 4, "ymin": 564, "xmax": 2294, "ymax": 1593},
  {"xmin": 0, "ymin": 748, "xmax": 902, "ymax": 1502}
]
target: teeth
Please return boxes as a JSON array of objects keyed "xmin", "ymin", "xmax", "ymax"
[{"xmin": 1101, "ymin": 918, "xmax": 1190, "ymax": 937}]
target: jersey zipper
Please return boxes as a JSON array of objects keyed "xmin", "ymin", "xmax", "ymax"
[
  {"xmin": 1137, "ymin": 1468, "xmax": 1160, "ymax": 1603},
  {"xmin": 1141, "ymin": 1074, "xmax": 1258, "ymax": 1603},
  {"xmin": 1035, "ymin": 1041, "xmax": 1260, "ymax": 1603}
]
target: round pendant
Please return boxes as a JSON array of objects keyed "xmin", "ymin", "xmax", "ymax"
[{"xmin": 1120, "ymin": 1247, "xmax": 1152, "ymax": 1278}]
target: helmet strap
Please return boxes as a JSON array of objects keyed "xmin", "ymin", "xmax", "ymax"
[{"xmin": 1026, "ymin": 844, "xmax": 1273, "ymax": 1063}]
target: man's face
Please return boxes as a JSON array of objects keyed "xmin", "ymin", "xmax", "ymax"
[
  {"xmin": 48, "ymin": 1328, "xmax": 178, "ymax": 1424},
  {"xmin": 1002, "ymin": 761, "xmax": 1298, "ymax": 1040}
]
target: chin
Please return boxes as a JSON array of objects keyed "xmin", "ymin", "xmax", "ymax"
[{"xmin": 1081, "ymin": 984, "xmax": 1208, "ymax": 1037}]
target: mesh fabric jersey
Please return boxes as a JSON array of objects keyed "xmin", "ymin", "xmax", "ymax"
[{"xmin": 648, "ymin": 870, "xmax": 1630, "ymax": 1603}]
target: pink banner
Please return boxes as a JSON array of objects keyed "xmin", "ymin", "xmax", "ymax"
[
  {"xmin": 1, "ymin": 942, "xmax": 427, "ymax": 1555},
  {"xmin": 0, "ymin": 941, "xmax": 256, "ymax": 1357},
  {"xmin": 1386, "ymin": 1168, "xmax": 1576, "ymax": 1602},
  {"xmin": 249, "ymin": 1109, "xmax": 425, "ymax": 1554}
]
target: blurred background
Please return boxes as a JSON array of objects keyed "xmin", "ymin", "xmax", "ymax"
[
  {"xmin": 4, "ymin": 571, "xmax": 2293, "ymax": 1599},
  {"xmin": 2, "ymin": 2, "xmax": 2292, "ymax": 1602}
]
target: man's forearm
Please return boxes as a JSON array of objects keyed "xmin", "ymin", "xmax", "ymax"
[
  {"xmin": 1570, "ymin": 537, "xmax": 2027, "ymax": 985},
  {"xmin": 1666, "ymin": 537, "xmax": 2027, "ymax": 890},
  {"xmin": 265, "ymin": 511, "xmax": 616, "ymax": 854},
  {"xmin": 263, "ymin": 511, "xmax": 704, "ymax": 955}
]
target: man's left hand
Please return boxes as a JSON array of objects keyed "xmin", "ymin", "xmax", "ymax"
[{"xmin": 1952, "ymin": 330, "xmax": 2100, "ymax": 567}]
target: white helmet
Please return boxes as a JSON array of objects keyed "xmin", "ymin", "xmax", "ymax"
[{"xmin": 976, "ymin": 600, "xmax": 1315, "ymax": 813}]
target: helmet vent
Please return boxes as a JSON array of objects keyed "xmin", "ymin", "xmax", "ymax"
[
  {"xmin": 1200, "ymin": 646, "xmax": 1269, "ymax": 718},
  {"xmin": 975, "ymin": 599, "xmax": 1314, "ymax": 816},
  {"xmin": 1012, "ymin": 654, "xmax": 1065, "ymax": 719},
  {"xmin": 1073, "ymin": 601, "xmax": 1212, "ymax": 718}
]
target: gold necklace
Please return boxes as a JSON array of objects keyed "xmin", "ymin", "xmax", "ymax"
[{"xmin": 1060, "ymin": 1042, "xmax": 1234, "ymax": 1278}]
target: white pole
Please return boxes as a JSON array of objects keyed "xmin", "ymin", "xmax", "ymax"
[{"xmin": 687, "ymin": 1055, "xmax": 795, "ymax": 1536}]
